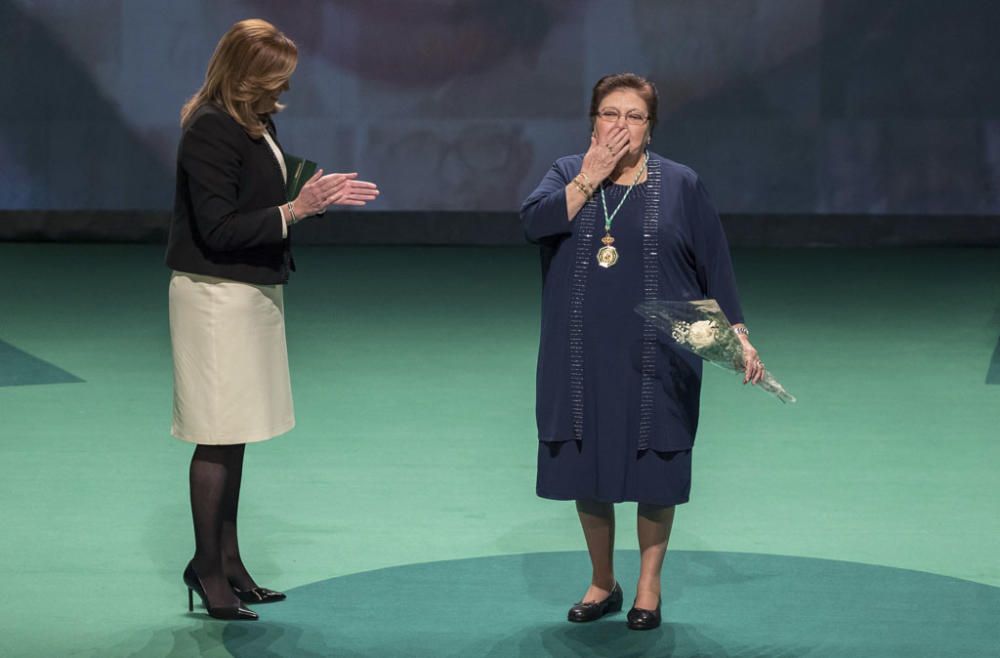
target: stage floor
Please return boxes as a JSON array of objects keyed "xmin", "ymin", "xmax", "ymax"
[{"xmin": 1, "ymin": 244, "xmax": 998, "ymax": 657}]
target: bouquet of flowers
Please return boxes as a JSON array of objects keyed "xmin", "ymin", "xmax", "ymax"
[{"xmin": 634, "ymin": 299, "xmax": 796, "ymax": 404}]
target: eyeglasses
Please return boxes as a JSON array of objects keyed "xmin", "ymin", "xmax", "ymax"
[{"xmin": 595, "ymin": 109, "xmax": 649, "ymax": 126}]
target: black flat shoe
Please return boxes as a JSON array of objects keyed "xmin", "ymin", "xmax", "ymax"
[
  {"xmin": 626, "ymin": 597, "xmax": 661, "ymax": 630},
  {"xmin": 183, "ymin": 562, "xmax": 259, "ymax": 621},
  {"xmin": 567, "ymin": 582, "xmax": 623, "ymax": 623},
  {"xmin": 233, "ymin": 585, "xmax": 286, "ymax": 604}
]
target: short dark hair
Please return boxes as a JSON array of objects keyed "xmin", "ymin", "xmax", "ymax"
[{"xmin": 589, "ymin": 73, "xmax": 658, "ymax": 133}]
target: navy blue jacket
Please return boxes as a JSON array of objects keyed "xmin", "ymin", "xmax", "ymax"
[{"xmin": 521, "ymin": 152, "xmax": 743, "ymax": 451}]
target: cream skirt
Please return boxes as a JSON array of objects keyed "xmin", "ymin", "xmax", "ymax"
[{"xmin": 168, "ymin": 271, "xmax": 295, "ymax": 444}]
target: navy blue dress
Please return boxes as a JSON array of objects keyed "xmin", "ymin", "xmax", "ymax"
[{"xmin": 520, "ymin": 152, "xmax": 744, "ymax": 506}]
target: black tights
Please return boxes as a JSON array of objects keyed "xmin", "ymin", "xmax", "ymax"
[{"xmin": 189, "ymin": 444, "xmax": 257, "ymax": 604}]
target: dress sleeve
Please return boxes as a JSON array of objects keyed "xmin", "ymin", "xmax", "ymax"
[
  {"xmin": 689, "ymin": 176, "xmax": 745, "ymax": 325},
  {"xmin": 180, "ymin": 112, "xmax": 284, "ymax": 252},
  {"xmin": 520, "ymin": 161, "xmax": 573, "ymax": 244}
]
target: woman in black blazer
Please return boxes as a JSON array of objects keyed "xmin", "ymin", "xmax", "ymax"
[{"xmin": 166, "ymin": 19, "xmax": 378, "ymax": 621}]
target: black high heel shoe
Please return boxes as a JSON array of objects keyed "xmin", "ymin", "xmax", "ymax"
[
  {"xmin": 567, "ymin": 582, "xmax": 623, "ymax": 622},
  {"xmin": 232, "ymin": 584, "xmax": 286, "ymax": 604},
  {"xmin": 183, "ymin": 562, "xmax": 259, "ymax": 621},
  {"xmin": 626, "ymin": 596, "xmax": 661, "ymax": 630}
]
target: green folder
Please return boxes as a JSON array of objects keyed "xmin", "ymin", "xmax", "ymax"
[{"xmin": 283, "ymin": 153, "xmax": 318, "ymax": 202}]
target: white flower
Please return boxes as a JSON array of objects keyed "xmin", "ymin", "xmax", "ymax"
[{"xmin": 686, "ymin": 320, "xmax": 717, "ymax": 349}]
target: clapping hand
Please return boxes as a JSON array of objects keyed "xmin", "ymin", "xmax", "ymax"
[{"xmin": 292, "ymin": 169, "xmax": 380, "ymax": 217}]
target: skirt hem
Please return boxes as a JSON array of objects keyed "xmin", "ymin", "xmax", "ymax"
[
  {"xmin": 171, "ymin": 419, "xmax": 295, "ymax": 446},
  {"xmin": 535, "ymin": 488, "xmax": 689, "ymax": 507}
]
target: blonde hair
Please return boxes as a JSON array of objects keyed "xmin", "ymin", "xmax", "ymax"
[{"xmin": 181, "ymin": 19, "xmax": 297, "ymax": 139}]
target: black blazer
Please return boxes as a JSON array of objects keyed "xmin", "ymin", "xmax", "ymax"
[{"xmin": 165, "ymin": 103, "xmax": 294, "ymax": 285}]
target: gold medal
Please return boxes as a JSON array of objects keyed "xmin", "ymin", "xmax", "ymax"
[
  {"xmin": 596, "ymin": 151, "xmax": 648, "ymax": 270},
  {"xmin": 596, "ymin": 233, "xmax": 618, "ymax": 268}
]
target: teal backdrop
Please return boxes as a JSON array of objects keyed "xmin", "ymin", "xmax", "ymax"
[{"xmin": 0, "ymin": 243, "xmax": 998, "ymax": 655}]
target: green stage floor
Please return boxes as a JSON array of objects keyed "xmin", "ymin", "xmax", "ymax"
[{"xmin": 0, "ymin": 244, "xmax": 998, "ymax": 656}]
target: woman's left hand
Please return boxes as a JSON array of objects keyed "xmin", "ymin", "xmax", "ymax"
[
  {"xmin": 740, "ymin": 338, "xmax": 765, "ymax": 385},
  {"xmin": 324, "ymin": 175, "xmax": 380, "ymax": 207}
]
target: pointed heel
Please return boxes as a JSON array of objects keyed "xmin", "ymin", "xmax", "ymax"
[{"xmin": 183, "ymin": 561, "xmax": 259, "ymax": 621}]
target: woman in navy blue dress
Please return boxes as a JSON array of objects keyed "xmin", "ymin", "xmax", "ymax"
[{"xmin": 521, "ymin": 73, "xmax": 765, "ymax": 630}]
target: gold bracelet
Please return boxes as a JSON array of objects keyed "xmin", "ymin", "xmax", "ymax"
[{"xmin": 572, "ymin": 177, "xmax": 593, "ymax": 199}]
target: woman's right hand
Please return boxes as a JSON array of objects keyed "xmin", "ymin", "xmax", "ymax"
[
  {"xmin": 291, "ymin": 170, "xmax": 380, "ymax": 218},
  {"xmin": 579, "ymin": 126, "xmax": 630, "ymax": 185}
]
